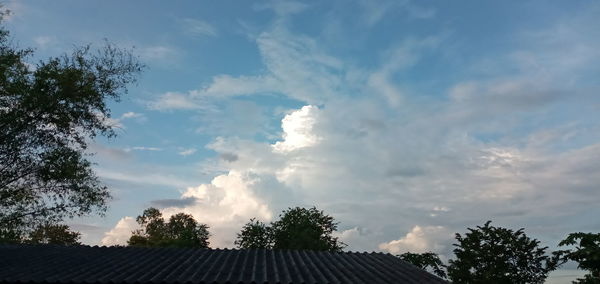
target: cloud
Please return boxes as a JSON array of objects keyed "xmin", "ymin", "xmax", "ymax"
[
  {"xmin": 88, "ymin": 143, "xmax": 131, "ymax": 161},
  {"xmin": 102, "ymin": 170, "xmax": 277, "ymax": 248},
  {"xmin": 148, "ymin": 92, "xmax": 205, "ymax": 111},
  {"xmin": 125, "ymin": 146, "xmax": 162, "ymax": 152},
  {"xmin": 254, "ymin": 0, "xmax": 309, "ymax": 17},
  {"xmin": 219, "ymin": 152, "xmax": 239, "ymax": 162},
  {"xmin": 1, "ymin": 1, "xmax": 25, "ymax": 22},
  {"xmin": 357, "ymin": 0, "xmax": 435, "ymax": 26},
  {"xmin": 33, "ymin": 36, "xmax": 57, "ymax": 49},
  {"xmin": 148, "ymin": 25, "xmax": 346, "ymax": 107},
  {"xmin": 273, "ymin": 105, "xmax": 321, "ymax": 153},
  {"xmin": 101, "ymin": 217, "xmax": 138, "ymax": 246},
  {"xmin": 150, "ymin": 197, "xmax": 199, "ymax": 208},
  {"xmin": 180, "ymin": 18, "xmax": 217, "ymax": 37},
  {"xmin": 379, "ymin": 226, "xmax": 452, "ymax": 255},
  {"xmin": 120, "ymin": 112, "xmax": 146, "ymax": 122},
  {"xmin": 139, "ymin": 45, "xmax": 179, "ymax": 62},
  {"xmin": 114, "ymin": 4, "xmax": 600, "ymax": 261},
  {"xmin": 178, "ymin": 148, "xmax": 197, "ymax": 156}
]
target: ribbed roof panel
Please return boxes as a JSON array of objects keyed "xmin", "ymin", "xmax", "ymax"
[{"xmin": 0, "ymin": 245, "xmax": 447, "ymax": 284}]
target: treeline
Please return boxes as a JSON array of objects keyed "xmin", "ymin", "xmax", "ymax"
[{"xmin": 125, "ymin": 206, "xmax": 599, "ymax": 284}]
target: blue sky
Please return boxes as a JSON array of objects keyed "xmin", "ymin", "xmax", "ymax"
[{"xmin": 4, "ymin": 1, "xmax": 600, "ymax": 281}]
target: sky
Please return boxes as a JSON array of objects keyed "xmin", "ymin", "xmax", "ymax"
[{"xmin": 4, "ymin": 0, "xmax": 600, "ymax": 282}]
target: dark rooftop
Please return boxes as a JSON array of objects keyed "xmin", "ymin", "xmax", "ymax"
[{"xmin": 0, "ymin": 245, "xmax": 447, "ymax": 284}]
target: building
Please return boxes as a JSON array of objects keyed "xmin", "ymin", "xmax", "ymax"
[{"xmin": 0, "ymin": 245, "xmax": 447, "ymax": 283}]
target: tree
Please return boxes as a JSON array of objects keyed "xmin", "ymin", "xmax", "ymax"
[
  {"xmin": 235, "ymin": 207, "xmax": 346, "ymax": 252},
  {"xmin": 398, "ymin": 252, "xmax": 447, "ymax": 279},
  {"xmin": 0, "ymin": 11, "xmax": 143, "ymax": 240},
  {"xmin": 447, "ymin": 221, "xmax": 559, "ymax": 284},
  {"xmin": 557, "ymin": 232, "xmax": 600, "ymax": 283},
  {"xmin": 27, "ymin": 223, "xmax": 81, "ymax": 245},
  {"xmin": 128, "ymin": 207, "xmax": 210, "ymax": 248},
  {"xmin": 235, "ymin": 218, "xmax": 272, "ymax": 249}
]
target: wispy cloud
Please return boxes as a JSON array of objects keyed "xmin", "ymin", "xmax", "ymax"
[
  {"xmin": 178, "ymin": 148, "xmax": 197, "ymax": 156},
  {"xmin": 125, "ymin": 146, "xmax": 162, "ymax": 152},
  {"xmin": 33, "ymin": 35, "xmax": 57, "ymax": 49},
  {"xmin": 102, "ymin": 2, "xmax": 600, "ymax": 264},
  {"xmin": 180, "ymin": 18, "xmax": 217, "ymax": 37}
]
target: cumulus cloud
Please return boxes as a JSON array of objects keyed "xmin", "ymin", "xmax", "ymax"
[
  {"xmin": 273, "ymin": 105, "xmax": 321, "ymax": 152},
  {"xmin": 379, "ymin": 226, "xmax": 452, "ymax": 256},
  {"xmin": 155, "ymin": 171, "xmax": 273, "ymax": 248},
  {"xmin": 101, "ymin": 217, "xmax": 138, "ymax": 246},
  {"xmin": 115, "ymin": 3, "xmax": 600, "ymax": 258}
]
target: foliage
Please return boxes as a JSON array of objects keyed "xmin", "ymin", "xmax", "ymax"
[
  {"xmin": 0, "ymin": 222, "xmax": 81, "ymax": 245},
  {"xmin": 0, "ymin": 15, "xmax": 143, "ymax": 235},
  {"xmin": 128, "ymin": 207, "xmax": 210, "ymax": 248},
  {"xmin": 557, "ymin": 232, "xmax": 600, "ymax": 283},
  {"xmin": 234, "ymin": 218, "xmax": 272, "ymax": 249},
  {"xmin": 235, "ymin": 207, "xmax": 346, "ymax": 252},
  {"xmin": 27, "ymin": 223, "xmax": 81, "ymax": 245},
  {"xmin": 447, "ymin": 221, "xmax": 559, "ymax": 284},
  {"xmin": 398, "ymin": 252, "xmax": 447, "ymax": 279}
]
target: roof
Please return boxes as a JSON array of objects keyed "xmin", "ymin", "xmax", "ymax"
[{"xmin": 0, "ymin": 245, "xmax": 447, "ymax": 284}]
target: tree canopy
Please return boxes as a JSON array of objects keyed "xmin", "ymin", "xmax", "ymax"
[
  {"xmin": 235, "ymin": 207, "xmax": 346, "ymax": 252},
  {"xmin": 128, "ymin": 207, "xmax": 210, "ymax": 248},
  {"xmin": 234, "ymin": 218, "xmax": 272, "ymax": 249},
  {"xmin": 447, "ymin": 221, "xmax": 559, "ymax": 284},
  {"xmin": 26, "ymin": 223, "xmax": 81, "ymax": 245},
  {"xmin": 557, "ymin": 232, "xmax": 600, "ymax": 283},
  {"xmin": 0, "ymin": 13, "xmax": 143, "ymax": 240},
  {"xmin": 398, "ymin": 252, "xmax": 447, "ymax": 279}
]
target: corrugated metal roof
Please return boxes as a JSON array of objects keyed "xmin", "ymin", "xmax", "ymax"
[{"xmin": 0, "ymin": 245, "xmax": 447, "ymax": 283}]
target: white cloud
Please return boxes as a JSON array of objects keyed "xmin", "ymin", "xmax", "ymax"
[
  {"xmin": 118, "ymin": 6, "xmax": 600, "ymax": 261},
  {"xmin": 273, "ymin": 105, "xmax": 321, "ymax": 153},
  {"xmin": 178, "ymin": 148, "xmax": 197, "ymax": 156},
  {"xmin": 120, "ymin": 112, "xmax": 143, "ymax": 119},
  {"xmin": 125, "ymin": 146, "xmax": 162, "ymax": 152},
  {"xmin": 379, "ymin": 226, "xmax": 452, "ymax": 255},
  {"xmin": 148, "ymin": 25, "xmax": 346, "ymax": 107},
  {"xmin": 156, "ymin": 171, "xmax": 272, "ymax": 248},
  {"xmin": 148, "ymin": 92, "xmax": 205, "ymax": 111},
  {"xmin": 101, "ymin": 217, "xmax": 138, "ymax": 246}
]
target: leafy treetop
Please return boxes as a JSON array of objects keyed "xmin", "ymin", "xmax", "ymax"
[
  {"xmin": 236, "ymin": 207, "xmax": 346, "ymax": 252},
  {"xmin": 128, "ymin": 207, "xmax": 210, "ymax": 248},
  {"xmin": 557, "ymin": 232, "xmax": 600, "ymax": 284},
  {"xmin": 398, "ymin": 252, "xmax": 447, "ymax": 279},
  {"xmin": 0, "ymin": 12, "xmax": 143, "ymax": 240},
  {"xmin": 447, "ymin": 221, "xmax": 559, "ymax": 284}
]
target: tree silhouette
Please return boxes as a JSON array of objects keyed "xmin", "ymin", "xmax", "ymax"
[
  {"xmin": 447, "ymin": 221, "xmax": 559, "ymax": 284},
  {"xmin": 557, "ymin": 232, "xmax": 600, "ymax": 283},
  {"xmin": 128, "ymin": 207, "xmax": 210, "ymax": 248},
  {"xmin": 0, "ymin": 10, "xmax": 143, "ymax": 240},
  {"xmin": 27, "ymin": 223, "xmax": 81, "ymax": 245},
  {"xmin": 235, "ymin": 218, "xmax": 272, "ymax": 249},
  {"xmin": 236, "ymin": 207, "xmax": 345, "ymax": 252},
  {"xmin": 398, "ymin": 252, "xmax": 447, "ymax": 279}
]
